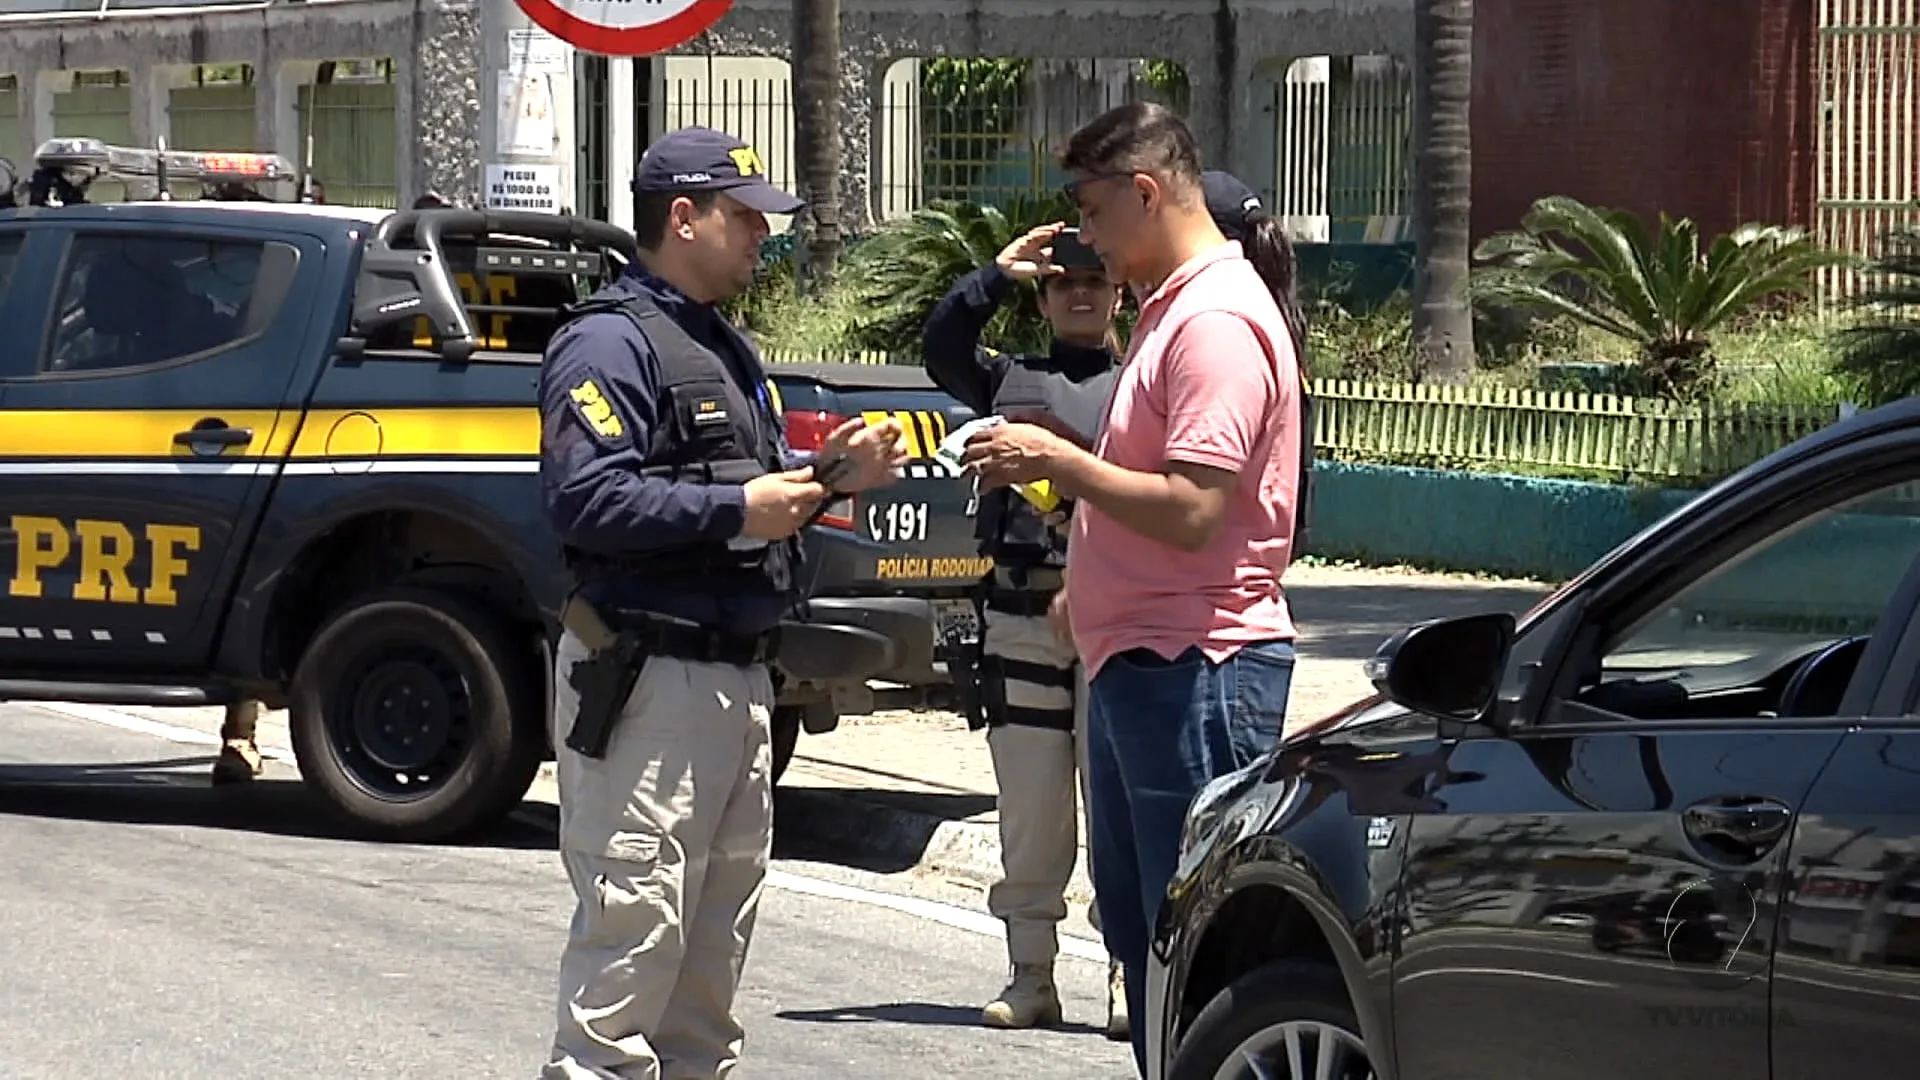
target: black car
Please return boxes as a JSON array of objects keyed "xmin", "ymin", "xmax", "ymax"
[{"xmin": 1148, "ymin": 397, "xmax": 1920, "ymax": 1080}]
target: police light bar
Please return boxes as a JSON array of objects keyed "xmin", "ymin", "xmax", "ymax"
[{"xmin": 32, "ymin": 137, "xmax": 294, "ymax": 184}]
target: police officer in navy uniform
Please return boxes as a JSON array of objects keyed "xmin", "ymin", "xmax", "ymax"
[
  {"xmin": 537, "ymin": 126, "xmax": 907, "ymax": 1080},
  {"xmin": 922, "ymin": 222, "xmax": 1128, "ymax": 1038}
]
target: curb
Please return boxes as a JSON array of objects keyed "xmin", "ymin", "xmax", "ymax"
[{"xmin": 771, "ymin": 782, "xmax": 1095, "ymax": 905}]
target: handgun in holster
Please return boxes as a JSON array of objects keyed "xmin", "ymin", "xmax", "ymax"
[
  {"xmin": 560, "ymin": 594, "xmax": 649, "ymax": 760},
  {"xmin": 951, "ymin": 586, "xmax": 990, "ymax": 731}
]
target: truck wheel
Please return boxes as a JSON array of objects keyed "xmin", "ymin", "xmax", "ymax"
[
  {"xmin": 771, "ymin": 705, "xmax": 803, "ymax": 784},
  {"xmin": 288, "ymin": 585, "xmax": 544, "ymax": 843}
]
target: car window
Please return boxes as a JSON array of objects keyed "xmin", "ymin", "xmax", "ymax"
[
  {"xmin": 358, "ymin": 239, "xmax": 586, "ymax": 355},
  {"xmin": 1567, "ymin": 475, "xmax": 1920, "ymax": 721},
  {"xmin": 40, "ymin": 233, "xmax": 281, "ymax": 375},
  {"xmin": 0, "ymin": 233, "xmax": 20, "ymax": 300}
]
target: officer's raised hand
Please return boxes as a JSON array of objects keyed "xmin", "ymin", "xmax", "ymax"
[
  {"xmin": 996, "ymin": 223, "xmax": 1067, "ymax": 282},
  {"xmin": 819, "ymin": 416, "xmax": 910, "ymax": 491},
  {"xmin": 742, "ymin": 468, "xmax": 829, "ymax": 540}
]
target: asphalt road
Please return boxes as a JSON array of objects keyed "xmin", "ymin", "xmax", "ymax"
[{"xmin": 0, "ymin": 702, "xmax": 1132, "ymax": 1080}]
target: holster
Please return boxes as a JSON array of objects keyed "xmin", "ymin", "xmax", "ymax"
[
  {"xmin": 560, "ymin": 595, "xmax": 650, "ymax": 760},
  {"xmin": 952, "ymin": 587, "xmax": 989, "ymax": 731}
]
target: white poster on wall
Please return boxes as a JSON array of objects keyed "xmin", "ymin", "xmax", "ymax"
[
  {"xmin": 497, "ymin": 72, "xmax": 557, "ymax": 156},
  {"xmin": 485, "ymin": 163, "xmax": 563, "ymax": 214},
  {"xmin": 507, "ymin": 27, "xmax": 571, "ymax": 76}
]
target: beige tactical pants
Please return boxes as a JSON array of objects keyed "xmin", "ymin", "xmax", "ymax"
[
  {"xmin": 543, "ymin": 629, "xmax": 775, "ymax": 1080},
  {"xmin": 983, "ymin": 607, "xmax": 1105, "ymax": 967}
]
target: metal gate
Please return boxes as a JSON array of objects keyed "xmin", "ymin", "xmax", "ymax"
[
  {"xmin": 52, "ymin": 75, "xmax": 133, "ymax": 202},
  {"xmin": 0, "ymin": 75, "xmax": 21, "ymax": 176},
  {"xmin": 1817, "ymin": 0, "xmax": 1920, "ymax": 302},
  {"xmin": 296, "ymin": 79, "xmax": 398, "ymax": 209}
]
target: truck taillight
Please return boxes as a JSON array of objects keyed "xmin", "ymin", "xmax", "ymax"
[{"xmin": 783, "ymin": 409, "xmax": 855, "ymax": 531}]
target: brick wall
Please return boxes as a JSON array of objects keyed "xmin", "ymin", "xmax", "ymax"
[{"xmin": 1471, "ymin": 0, "xmax": 1816, "ymax": 243}]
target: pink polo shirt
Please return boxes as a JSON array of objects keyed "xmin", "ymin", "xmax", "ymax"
[{"xmin": 1065, "ymin": 241, "xmax": 1303, "ymax": 678}]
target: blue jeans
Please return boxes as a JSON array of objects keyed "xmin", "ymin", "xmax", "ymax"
[{"xmin": 1085, "ymin": 639, "xmax": 1295, "ymax": 1075}]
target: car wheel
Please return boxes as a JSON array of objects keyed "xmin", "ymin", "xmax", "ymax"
[
  {"xmin": 288, "ymin": 585, "xmax": 545, "ymax": 843},
  {"xmin": 771, "ymin": 705, "xmax": 802, "ymax": 784},
  {"xmin": 1169, "ymin": 960, "xmax": 1375, "ymax": 1080}
]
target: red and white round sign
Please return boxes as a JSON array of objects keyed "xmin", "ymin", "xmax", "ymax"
[{"xmin": 513, "ymin": 0, "xmax": 733, "ymax": 57}]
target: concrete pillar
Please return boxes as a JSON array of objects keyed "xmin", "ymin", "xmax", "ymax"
[
  {"xmin": 130, "ymin": 65, "xmax": 164, "ymax": 148},
  {"xmin": 29, "ymin": 70, "xmax": 61, "ymax": 151},
  {"xmin": 606, "ymin": 56, "xmax": 636, "ymax": 231},
  {"xmin": 835, "ymin": 47, "xmax": 876, "ymax": 229},
  {"xmin": 273, "ymin": 61, "xmax": 319, "ymax": 182},
  {"xmin": 412, "ymin": 0, "xmax": 484, "ymax": 207},
  {"xmin": 476, "ymin": 0, "xmax": 572, "ymax": 214}
]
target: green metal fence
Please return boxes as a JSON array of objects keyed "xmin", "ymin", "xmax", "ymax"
[
  {"xmin": 168, "ymin": 75, "xmax": 258, "ymax": 198},
  {"xmin": 1309, "ymin": 379, "xmax": 1841, "ymax": 482},
  {"xmin": 296, "ymin": 80, "xmax": 398, "ymax": 209},
  {"xmin": 877, "ymin": 57, "xmax": 1190, "ymax": 215},
  {"xmin": 52, "ymin": 79, "xmax": 134, "ymax": 202},
  {"xmin": 0, "ymin": 76, "xmax": 21, "ymax": 178}
]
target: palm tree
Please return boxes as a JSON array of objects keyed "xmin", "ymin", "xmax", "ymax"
[
  {"xmin": 841, "ymin": 193, "xmax": 1078, "ymax": 355},
  {"xmin": 1410, "ymin": 0, "xmax": 1476, "ymax": 384},
  {"xmin": 1471, "ymin": 195, "xmax": 1857, "ymax": 399},
  {"xmin": 1832, "ymin": 227, "xmax": 1920, "ymax": 405},
  {"xmin": 791, "ymin": 0, "xmax": 842, "ymax": 295}
]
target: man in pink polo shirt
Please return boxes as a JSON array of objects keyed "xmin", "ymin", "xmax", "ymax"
[{"xmin": 963, "ymin": 103, "xmax": 1305, "ymax": 1075}]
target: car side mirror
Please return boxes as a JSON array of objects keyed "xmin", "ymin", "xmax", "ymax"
[{"xmin": 1365, "ymin": 612, "xmax": 1517, "ymax": 722}]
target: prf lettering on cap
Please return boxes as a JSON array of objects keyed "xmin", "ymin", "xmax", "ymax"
[
  {"xmin": 727, "ymin": 147, "xmax": 765, "ymax": 177},
  {"xmin": 7, "ymin": 516, "xmax": 201, "ymax": 607}
]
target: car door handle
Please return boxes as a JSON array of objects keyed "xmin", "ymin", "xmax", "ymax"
[
  {"xmin": 1682, "ymin": 795, "xmax": 1793, "ymax": 864},
  {"xmin": 172, "ymin": 422, "xmax": 254, "ymax": 448}
]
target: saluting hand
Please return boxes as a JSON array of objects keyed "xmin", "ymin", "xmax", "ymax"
[
  {"xmin": 742, "ymin": 468, "xmax": 829, "ymax": 541},
  {"xmin": 996, "ymin": 222, "xmax": 1068, "ymax": 282},
  {"xmin": 820, "ymin": 416, "xmax": 910, "ymax": 492}
]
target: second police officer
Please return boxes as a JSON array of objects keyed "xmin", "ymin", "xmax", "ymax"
[
  {"xmin": 536, "ymin": 127, "xmax": 908, "ymax": 1079},
  {"xmin": 923, "ymin": 221, "xmax": 1128, "ymax": 1038}
]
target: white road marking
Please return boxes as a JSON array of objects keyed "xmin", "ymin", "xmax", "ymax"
[{"xmin": 20, "ymin": 700, "xmax": 1108, "ymax": 960}]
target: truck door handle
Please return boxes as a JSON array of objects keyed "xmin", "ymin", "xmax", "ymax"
[
  {"xmin": 173, "ymin": 421, "xmax": 254, "ymax": 449},
  {"xmin": 1681, "ymin": 795, "xmax": 1792, "ymax": 864}
]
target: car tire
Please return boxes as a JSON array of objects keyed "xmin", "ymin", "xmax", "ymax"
[
  {"xmin": 771, "ymin": 705, "xmax": 802, "ymax": 784},
  {"xmin": 1169, "ymin": 960, "xmax": 1373, "ymax": 1080},
  {"xmin": 288, "ymin": 585, "xmax": 545, "ymax": 843}
]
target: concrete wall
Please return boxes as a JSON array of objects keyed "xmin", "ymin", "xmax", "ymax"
[
  {"xmin": 0, "ymin": 0, "xmax": 1415, "ymax": 217},
  {"xmin": 0, "ymin": 0, "xmax": 478, "ymax": 205}
]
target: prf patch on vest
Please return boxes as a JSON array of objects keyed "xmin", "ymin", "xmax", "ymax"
[
  {"xmin": 568, "ymin": 378, "xmax": 626, "ymax": 440},
  {"xmin": 692, "ymin": 398, "xmax": 730, "ymax": 431}
]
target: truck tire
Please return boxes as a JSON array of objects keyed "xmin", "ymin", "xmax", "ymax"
[
  {"xmin": 771, "ymin": 705, "xmax": 802, "ymax": 785},
  {"xmin": 288, "ymin": 585, "xmax": 545, "ymax": 843}
]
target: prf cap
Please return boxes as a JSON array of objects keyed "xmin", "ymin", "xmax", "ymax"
[
  {"xmin": 633, "ymin": 127, "xmax": 805, "ymax": 215},
  {"xmin": 1202, "ymin": 170, "xmax": 1268, "ymax": 243}
]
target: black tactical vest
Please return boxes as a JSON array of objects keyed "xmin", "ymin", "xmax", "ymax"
[
  {"xmin": 976, "ymin": 363, "xmax": 1119, "ymax": 570},
  {"xmin": 553, "ymin": 287, "xmax": 799, "ymax": 597}
]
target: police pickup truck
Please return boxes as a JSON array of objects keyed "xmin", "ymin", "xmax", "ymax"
[{"xmin": 0, "ymin": 138, "xmax": 984, "ymax": 841}]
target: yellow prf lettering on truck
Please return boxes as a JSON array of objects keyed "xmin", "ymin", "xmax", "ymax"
[{"xmin": 7, "ymin": 516, "xmax": 201, "ymax": 607}]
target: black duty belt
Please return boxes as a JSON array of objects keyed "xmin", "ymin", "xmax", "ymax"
[
  {"xmin": 991, "ymin": 564, "xmax": 1064, "ymax": 592},
  {"xmin": 984, "ymin": 589, "xmax": 1054, "ymax": 618},
  {"xmin": 604, "ymin": 609, "xmax": 781, "ymax": 666}
]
